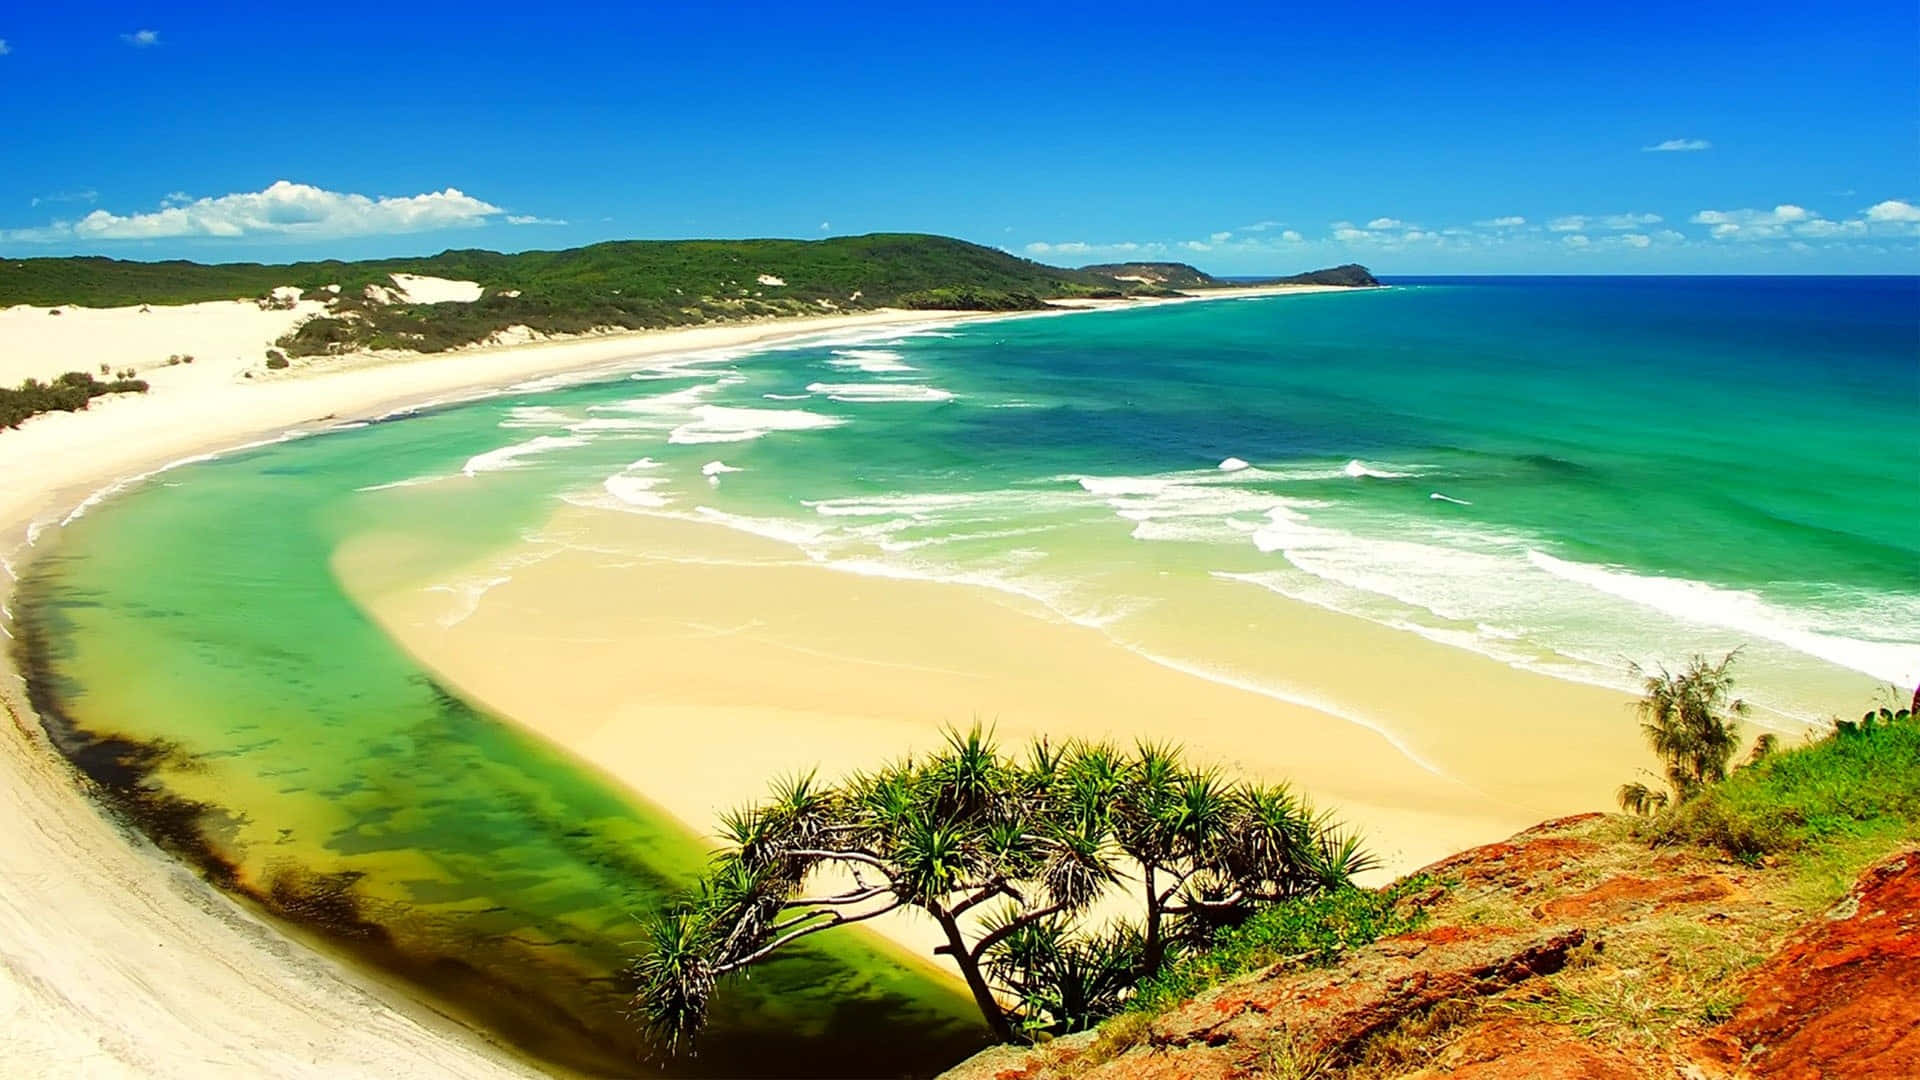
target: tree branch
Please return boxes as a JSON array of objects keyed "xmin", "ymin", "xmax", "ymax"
[
  {"xmin": 716, "ymin": 900, "xmax": 905, "ymax": 974},
  {"xmin": 782, "ymin": 884, "xmax": 892, "ymax": 909},
  {"xmin": 788, "ymin": 848, "xmax": 893, "ymax": 874},
  {"xmin": 967, "ymin": 902, "xmax": 1065, "ymax": 961},
  {"xmin": 949, "ymin": 880, "xmax": 1013, "ymax": 918}
]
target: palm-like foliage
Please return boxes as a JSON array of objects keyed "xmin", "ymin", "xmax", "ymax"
[
  {"xmin": 1618, "ymin": 651, "xmax": 1775, "ymax": 816},
  {"xmin": 630, "ymin": 724, "xmax": 1375, "ymax": 1048}
]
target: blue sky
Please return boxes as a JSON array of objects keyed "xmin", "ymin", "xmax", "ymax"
[{"xmin": 2, "ymin": 3, "xmax": 1916, "ymax": 273}]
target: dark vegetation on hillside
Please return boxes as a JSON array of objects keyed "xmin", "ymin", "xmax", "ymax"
[
  {"xmin": 1263, "ymin": 263, "xmax": 1381, "ymax": 287},
  {"xmin": 3, "ymin": 237, "xmax": 1380, "ymax": 360},
  {"xmin": 1, "ymin": 371, "xmax": 149, "ymax": 429},
  {"xmin": 1077, "ymin": 263, "xmax": 1222, "ymax": 289}
]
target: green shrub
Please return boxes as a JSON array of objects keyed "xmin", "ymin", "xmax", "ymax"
[
  {"xmin": 896, "ymin": 287, "xmax": 1049, "ymax": 311},
  {"xmin": 0, "ymin": 371, "xmax": 149, "ymax": 429},
  {"xmin": 1127, "ymin": 877, "xmax": 1431, "ymax": 1016},
  {"xmin": 1648, "ymin": 707, "xmax": 1920, "ymax": 862}
]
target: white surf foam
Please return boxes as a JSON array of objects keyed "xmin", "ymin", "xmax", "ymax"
[
  {"xmin": 462, "ymin": 434, "xmax": 588, "ymax": 477},
  {"xmin": 356, "ymin": 475, "xmax": 446, "ymax": 493},
  {"xmin": 826, "ymin": 348, "xmax": 916, "ymax": 373},
  {"xmin": 1429, "ymin": 492, "xmax": 1472, "ymax": 506},
  {"xmin": 1527, "ymin": 550, "xmax": 1919, "ymax": 688},
  {"xmin": 669, "ymin": 405, "xmax": 845, "ymax": 444},
  {"xmin": 804, "ymin": 382, "xmax": 956, "ymax": 404},
  {"xmin": 1218, "ymin": 457, "xmax": 1250, "ymax": 472},
  {"xmin": 702, "ymin": 460, "xmax": 743, "ymax": 476},
  {"xmin": 1343, "ymin": 458, "xmax": 1415, "ymax": 479}
]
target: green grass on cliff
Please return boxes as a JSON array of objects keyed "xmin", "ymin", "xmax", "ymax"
[
  {"xmin": 1647, "ymin": 707, "xmax": 1920, "ymax": 862},
  {"xmin": 1127, "ymin": 878, "xmax": 1432, "ymax": 1017}
]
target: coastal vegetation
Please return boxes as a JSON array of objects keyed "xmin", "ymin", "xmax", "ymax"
[
  {"xmin": 631, "ymin": 727, "xmax": 1375, "ymax": 1050},
  {"xmin": 1, "ymin": 236, "xmax": 1377, "ymax": 360},
  {"xmin": 946, "ymin": 686, "xmax": 1920, "ymax": 1080},
  {"xmin": 1615, "ymin": 651, "xmax": 1772, "ymax": 818},
  {"xmin": 1, "ymin": 370, "xmax": 149, "ymax": 429},
  {"xmin": 1612, "ymin": 652, "xmax": 1920, "ymax": 861}
]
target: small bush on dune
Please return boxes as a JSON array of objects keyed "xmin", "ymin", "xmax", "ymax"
[{"xmin": 0, "ymin": 371, "xmax": 149, "ymax": 429}]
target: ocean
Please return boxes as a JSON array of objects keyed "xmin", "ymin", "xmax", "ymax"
[{"xmin": 20, "ymin": 276, "xmax": 1918, "ymax": 1075}]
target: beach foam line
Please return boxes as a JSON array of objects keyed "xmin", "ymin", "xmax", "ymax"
[
  {"xmin": 1527, "ymin": 550, "xmax": 1919, "ymax": 688},
  {"xmin": 1218, "ymin": 457, "xmax": 1250, "ymax": 472},
  {"xmin": 60, "ymin": 430, "xmax": 314, "ymax": 527},
  {"xmin": 1430, "ymin": 492, "xmax": 1472, "ymax": 505}
]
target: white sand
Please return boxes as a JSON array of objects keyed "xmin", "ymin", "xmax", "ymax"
[
  {"xmin": 0, "ymin": 298, "xmax": 329, "ymax": 386},
  {"xmin": 388, "ymin": 274, "xmax": 484, "ymax": 304},
  {"xmin": 0, "ymin": 284, "xmax": 1359, "ymax": 1076}
]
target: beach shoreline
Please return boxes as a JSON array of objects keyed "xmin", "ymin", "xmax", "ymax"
[{"xmin": 0, "ymin": 284, "xmax": 1347, "ymax": 1077}]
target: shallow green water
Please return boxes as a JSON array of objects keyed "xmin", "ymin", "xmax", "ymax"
[{"xmin": 19, "ymin": 411, "xmax": 986, "ymax": 1077}]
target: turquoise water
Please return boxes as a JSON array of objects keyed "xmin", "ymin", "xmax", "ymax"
[{"xmin": 19, "ymin": 277, "xmax": 1918, "ymax": 1073}]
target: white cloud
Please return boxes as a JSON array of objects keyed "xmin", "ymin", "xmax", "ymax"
[
  {"xmin": 3, "ymin": 180, "xmax": 509, "ymax": 242},
  {"xmin": 1620, "ymin": 234, "xmax": 1652, "ymax": 248},
  {"xmin": 1280, "ymin": 229, "xmax": 1303, "ymax": 243},
  {"xmin": 1477, "ymin": 216, "xmax": 1527, "ymax": 228},
  {"xmin": 31, "ymin": 189, "xmax": 99, "ymax": 208},
  {"xmin": 1554, "ymin": 211, "xmax": 1663, "ymax": 232},
  {"xmin": 1364, "ymin": 217, "xmax": 1405, "ymax": 230},
  {"xmin": 1643, "ymin": 138, "xmax": 1711, "ymax": 152},
  {"xmin": 1024, "ymin": 240, "xmax": 1163, "ymax": 259},
  {"xmin": 1562, "ymin": 234, "xmax": 1591, "ymax": 247},
  {"xmin": 0, "ymin": 39, "xmax": 11, "ymax": 56},
  {"xmin": 1864, "ymin": 199, "xmax": 1920, "ymax": 223},
  {"xmin": 1209, "ymin": 231, "xmax": 1233, "ymax": 243},
  {"xmin": 819, "ymin": 220, "xmax": 831, "ymax": 232},
  {"xmin": 1239, "ymin": 220, "xmax": 1285, "ymax": 233},
  {"xmin": 1691, "ymin": 204, "xmax": 1821, "ymax": 240},
  {"xmin": 505, "ymin": 214, "xmax": 568, "ymax": 226},
  {"xmin": 1182, "ymin": 240, "xmax": 1211, "ymax": 252},
  {"xmin": 122, "ymin": 29, "xmax": 160, "ymax": 47}
]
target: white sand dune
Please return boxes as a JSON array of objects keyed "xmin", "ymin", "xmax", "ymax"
[
  {"xmin": 388, "ymin": 274, "xmax": 484, "ymax": 304},
  {"xmin": 0, "ymin": 298, "xmax": 329, "ymax": 387}
]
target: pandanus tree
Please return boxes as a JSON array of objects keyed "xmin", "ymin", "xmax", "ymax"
[
  {"xmin": 1618, "ymin": 651, "xmax": 1773, "ymax": 816},
  {"xmin": 630, "ymin": 727, "xmax": 1375, "ymax": 1050}
]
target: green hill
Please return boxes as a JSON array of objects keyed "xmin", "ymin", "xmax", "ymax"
[
  {"xmin": 1, "ymin": 234, "xmax": 1157, "ymax": 354},
  {"xmin": 0, "ymin": 237, "xmax": 1377, "ymax": 357},
  {"xmin": 1078, "ymin": 262, "xmax": 1222, "ymax": 289}
]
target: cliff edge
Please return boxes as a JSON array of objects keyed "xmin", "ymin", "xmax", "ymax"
[{"xmin": 941, "ymin": 814, "xmax": 1918, "ymax": 1080}]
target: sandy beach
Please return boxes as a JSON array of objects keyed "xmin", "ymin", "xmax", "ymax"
[
  {"xmin": 0, "ymin": 284, "xmax": 1343, "ymax": 1077},
  {"xmin": 335, "ymin": 507, "xmax": 1642, "ymax": 962}
]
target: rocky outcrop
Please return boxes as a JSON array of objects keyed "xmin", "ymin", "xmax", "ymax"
[
  {"xmin": 1696, "ymin": 850, "xmax": 1920, "ymax": 1079},
  {"xmin": 1267, "ymin": 264, "xmax": 1379, "ymax": 287}
]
